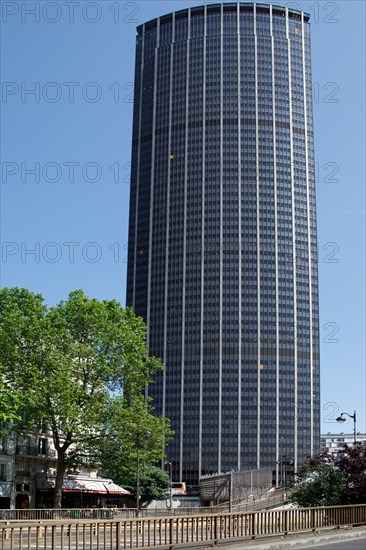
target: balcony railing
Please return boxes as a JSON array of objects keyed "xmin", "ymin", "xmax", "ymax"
[
  {"xmin": 16, "ymin": 445, "xmax": 57, "ymax": 459},
  {"xmin": 0, "ymin": 446, "xmax": 13, "ymax": 456},
  {"xmin": 15, "ymin": 470, "xmax": 32, "ymax": 478}
]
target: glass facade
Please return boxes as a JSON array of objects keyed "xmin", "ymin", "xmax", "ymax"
[{"xmin": 127, "ymin": 3, "xmax": 320, "ymax": 487}]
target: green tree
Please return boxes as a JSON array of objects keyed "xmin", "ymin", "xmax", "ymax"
[
  {"xmin": 0, "ymin": 370, "xmax": 24, "ymax": 426},
  {"xmin": 0, "ymin": 287, "xmax": 167, "ymax": 508},
  {"xmin": 291, "ymin": 463, "xmax": 347, "ymax": 507},
  {"xmin": 291, "ymin": 443, "xmax": 366, "ymax": 507},
  {"xmin": 98, "ymin": 395, "xmax": 173, "ymax": 506},
  {"xmin": 138, "ymin": 466, "xmax": 171, "ymax": 506},
  {"xmin": 0, "ymin": 288, "xmax": 46, "ymax": 426}
]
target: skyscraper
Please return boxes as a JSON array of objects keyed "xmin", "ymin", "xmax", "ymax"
[{"xmin": 127, "ymin": 3, "xmax": 320, "ymax": 487}]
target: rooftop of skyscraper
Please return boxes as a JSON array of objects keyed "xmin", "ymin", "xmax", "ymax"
[{"xmin": 138, "ymin": 3, "xmax": 310, "ymax": 34}]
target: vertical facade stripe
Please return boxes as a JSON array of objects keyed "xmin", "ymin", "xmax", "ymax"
[
  {"xmin": 270, "ymin": 5, "xmax": 281, "ymax": 487},
  {"xmin": 147, "ymin": 22, "xmax": 159, "ymax": 357},
  {"xmin": 237, "ymin": 1, "xmax": 242, "ymax": 472},
  {"xmin": 302, "ymin": 12, "xmax": 314, "ymax": 456},
  {"xmin": 132, "ymin": 26, "xmax": 145, "ymax": 310},
  {"xmin": 199, "ymin": 6, "xmax": 207, "ymax": 478},
  {"xmin": 286, "ymin": 8, "xmax": 298, "ymax": 470},
  {"xmin": 180, "ymin": 11, "xmax": 189, "ymax": 483},
  {"xmin": 163, "ymin": 16, "xmax": 175, "ymax": 420},
  {"xmin": 218, "ymin": 2, "xmax": 224, "ymax": 473},
  {"xmin": 254, "ymin": 3, "xmax": 261, "ymax": 470}
]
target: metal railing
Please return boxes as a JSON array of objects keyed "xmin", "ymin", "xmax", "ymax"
[
  {"xmin": 16, "ymin": 445, "xmax": 57, "ymax": 458},
  {"xmin": 0, "ymin": 508, "xmax": 217, "ymax": 521},
  {"xmin": 0, "ymin": 508, "xmax": 118, "ymax": 521},
  {"xmin": 0, "ymin": 493, "xmax": 286, "ymax": 522},
  {"xmin": 215, "ymin": 487, "xmax": 292, "ymax": 513},
  {"xmin": 0, "ymin": 447, "xmax": 13, "ymax": 456},
  {"xmin": 0, "ymin": 489, "xmax": 308, "ymax": 522},
  {"xmin": 0, "ymin": 505, "xmax": 365, "ymax": 550},
  {"xmin": 15, "ymin": 470, "xmax": 33, "ymax": 478}
]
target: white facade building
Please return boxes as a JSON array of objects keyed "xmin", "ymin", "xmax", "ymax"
[
  {"xmin": 321, "ymin": 432, "xmax": 366, "ymax": 459},
  {"xmin": 1, "ymin": 428, "xmax": 130, "ymax": 509},
  {"xmin": 0, "ymin": 435, "xmax": 16, "ymax": 508}
]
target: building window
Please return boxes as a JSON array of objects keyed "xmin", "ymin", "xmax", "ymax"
[
  {"xmin": 0, "ymin": 463, "xmax": 6, "ymax": 481},
  {"xmin": 0, "ymin": 438, "xmax": 7, "ymax": 454},
  {"xmin": 38, "ymin": 439, "xmax": 47, "ymax": 455}
]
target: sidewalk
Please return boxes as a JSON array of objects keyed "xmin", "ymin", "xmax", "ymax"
[{"xmin": 210, "ymin": 527, "xmax": 366, "ymax": 550}]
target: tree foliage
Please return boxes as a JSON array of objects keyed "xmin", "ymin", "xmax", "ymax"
[
  {"xmin": 0, "ymin": 288, "xmax": 46, "ymax": 426},
  {"xmin": 336, "ymin": 442, "xmax": 366, "ymax": 504},
  {"xmin": 291, "ymin": 443, "xmax": 366, "ymax": 507},
  {"xmin": 138, "ymin": 466, "xmax": 171, "ymax": 506},
  {"xmin": 97, "ymin": 395, "xmax": 173, "ymax": 506},
  {"xmin": 291, "ymin": 464, "xmax": 347, "ymax": 507},
  {"xmin": 0, "ymin": 287, "xmax": 171, "ymax": 507}
]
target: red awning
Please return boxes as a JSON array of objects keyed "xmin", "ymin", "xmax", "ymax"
[{"xmin": 37, "ymin": 476, "xmax": 130, "ymax": 495}]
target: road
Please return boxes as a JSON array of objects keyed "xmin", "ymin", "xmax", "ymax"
[{"xmin": 300, "ymin": 536, "xmax": 366, "ymax": 550}]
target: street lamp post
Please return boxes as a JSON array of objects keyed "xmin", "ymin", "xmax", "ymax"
[
  {"xmin": 136, "ymin": 445, "xmax": 141, "ymax": 514},
  {"xmin": 282, "ymin": 455, "xmax": 294, "ymax": 502},
  {"xmin": 276, "ymin": 438, "xmax": 284, "ymax": 494},
  {"xmin": 279, "ymin": 437, "xmax": 283, "ymax": 489},
  {"xmin": 130, "ymin": 430, "xmax": 151, "ymax": 516},
  {"xmin": 228, "ymin": 474, "xmax": 233, "ymax": 513},
  {"xmin": 282, "ymin": 456, "xmax": 287, "ymax": 501},
  {"xmin": 336, "ymin": 410, "xmax": 357, "ymax": 444},
  {"xmin": 164, "ymin": 460, "xmax": 173, "ymax": 510}
]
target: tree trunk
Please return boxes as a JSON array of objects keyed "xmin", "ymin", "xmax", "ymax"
[{"xmin": 53, "ymin": 449, "xmax": 66, "ymax": 508}]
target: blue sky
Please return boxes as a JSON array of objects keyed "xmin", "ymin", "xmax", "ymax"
[{"xmin": 1, "ymin": 0, "xmax": 365, "ymax": 434}]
